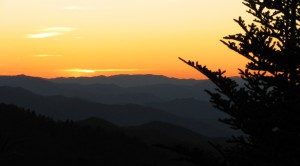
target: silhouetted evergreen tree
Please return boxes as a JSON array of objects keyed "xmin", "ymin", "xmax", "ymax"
[{"xmin": 180, "ymin": 0, "xmax": 300, "ymax": 165}]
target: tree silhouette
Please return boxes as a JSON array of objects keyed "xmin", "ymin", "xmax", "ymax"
[{"xmin": 180, "ymin": 0, "xmax": 300, "ymax": 165}]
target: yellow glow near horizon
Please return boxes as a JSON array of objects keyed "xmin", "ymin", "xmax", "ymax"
[
  {"xmin": 0, "ymin": 0, "xmax": 251, "ymax": 79},
  {"xmin": 63, "ymin": 68, "xmax": 144, "ymax": 73}
]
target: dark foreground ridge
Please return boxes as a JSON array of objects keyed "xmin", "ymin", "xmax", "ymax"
[{"xmin": 0, "ymin": 103, "xmax": 221, "ymax": 166}]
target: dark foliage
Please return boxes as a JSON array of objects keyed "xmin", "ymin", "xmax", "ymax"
[
  {"xmin": 0, "ymin": 103, "xmax": 225, "ymax": 165},
  {"xmin": 180, "ymin": 0, "xmax": 300, "ymax": 165},
  {"xmin": 0, "ymin": 103, "xmax": 202, "ymax": 166},
  {"xmin": 156, "ymin": 144, "xmax": 221, "ymax": 166},
  {"xmin": 0, "ymin": 103, "xmax": 146, "ymax": 165}
]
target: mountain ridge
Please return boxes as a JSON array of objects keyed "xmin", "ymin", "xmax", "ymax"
[
  {"xmin": 0, "ymin": 86, "xmax": 232, "ymax": 137},
  {"xmin": 49, "ymin": 74, "xmax": 207, "ymax": 87},
  {"xmin": 0, "ymin": 74, "xmax": 214, "ymax": 103}
]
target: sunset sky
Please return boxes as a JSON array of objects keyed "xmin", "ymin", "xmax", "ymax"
[{"xmin": 0, "ymin": 0, "xmax": 251, "ymax": 79}]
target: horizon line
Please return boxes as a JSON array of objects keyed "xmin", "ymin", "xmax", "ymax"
[{"xmin": 0, "ymin": 73, "xmax": 242, "ymax": 80}]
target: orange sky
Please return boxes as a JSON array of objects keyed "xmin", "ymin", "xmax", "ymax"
[{"xmin": 0, "ymin": 0, "xmax": 251, "ymax": 79}]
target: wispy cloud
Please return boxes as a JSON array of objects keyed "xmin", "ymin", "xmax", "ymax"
[
  {"xmin": 27, "ymin": 32, "xmax": 62, "ymax": 39},
  {"xmin": 27, "ymin": 26, "xmax": 75, "ymax": 39},
  {"xmin": 62, "ymin": 68, "xmax": 142, "ymax": 73},
  {"xmin": 63, "ymin": 6, "xmax": 83, "ymax": 10},
  {"xmin": 33, "ymin": 54, "xmax": 62, "ymax": 57},
  {"xmin": 63, "ymin": 69, "xmax": 97, "ymax": 73}
]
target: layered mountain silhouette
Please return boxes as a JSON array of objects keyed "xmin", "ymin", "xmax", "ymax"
[
  {"xmin": 0, "ymin": 74, "xmax": 239, "ymax": 137},
  {"xmin": 0, "ymin": 86, "xmax": 232, "ymax": 137},
  {"xmin": 0, "ymin": 75, "xmax": 215, "ymax": 103},
  {"xmin": 145, "ymin": 98, "xmax": 233, "ymax": 134}
]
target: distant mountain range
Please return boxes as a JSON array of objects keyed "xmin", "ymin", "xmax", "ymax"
[
  {"xmin": 0, "ymin": 74, "xmax": 215, "ymax": 103},
  {"xmin": 0, "ymin": 74, "xmax": 241, "ymax": 137},
  {"xmin": 50, "ymin": 74, "xmax": 207, "ymax": 87}
]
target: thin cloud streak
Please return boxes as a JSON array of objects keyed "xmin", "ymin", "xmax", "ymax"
[
  {"xmin": 27, "ymin": 32, "xmax": 62, "ymax": 39},
  {"xmin": 33, "ymin": 54, "xmax": 63, "ymax": 57},
  {"xmin": 27, "ymin": 27, "xmax": 74, "ymax": 39}
]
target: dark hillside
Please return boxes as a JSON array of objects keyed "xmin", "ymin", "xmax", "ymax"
[{"xmin": 0, "ymin": 103, "xmax": 201, "ymax": 166}]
